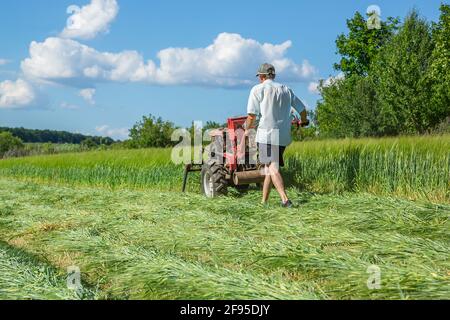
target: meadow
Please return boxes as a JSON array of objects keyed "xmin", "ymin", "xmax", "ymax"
[
  {"xmin": 0, "ymin": 135, "xmax": 448, "ymax": 300},
  {"xmin": 0, "ymin": 135, "xmax": 448, "ymax": 201}
]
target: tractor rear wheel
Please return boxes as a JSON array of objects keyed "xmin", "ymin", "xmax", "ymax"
[{"xmin": 201, "ymin": 162, "xmax": 228, "ymax": 198}]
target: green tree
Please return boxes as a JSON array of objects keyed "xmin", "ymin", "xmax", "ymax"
[
  {"xmin": 0, "ymin": 132, "xmax": 24, "ymax": 157},
  {"xmin": 81, "ymin": 138, "xmax": 99, "ymax": 150},
  {"xmin": 429, "ymin": 4, "xmax": 450, "ymax": 129},
  {"xmin": 335, "ymin": 12, "xmax": 399, "ymax": 77},
  {"xmin": 317, "ymin": 75, "xmax": 379, "ymax": 138},
  {"xmin": 316, "ymin": 11, "xmax": 399, "ymax": 138},
  {"xmin": 129, "ymin": 114, "xmax": 176, "ymax": 148},
  {"xmin": 372, "ymin": 10, "xmax": 435, "ymax": 135}
]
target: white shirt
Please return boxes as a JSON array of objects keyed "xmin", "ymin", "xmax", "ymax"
[{"xmin": 247, "ymin": 79, "xmax": 306, "ymax": 146}]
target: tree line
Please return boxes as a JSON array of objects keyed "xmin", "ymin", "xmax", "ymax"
[
  {"xmin": 0, "ymin": 127, "xmax": 114, "ymax": 145},
  {"xmin": 316, "ymin": 4, "xmax": 450, "ymax": 138}
]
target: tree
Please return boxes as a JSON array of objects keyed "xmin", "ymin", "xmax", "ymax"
[
  {"xmin": 81, "ymin": 138, "xmax": 98, "ymax": 149},
  {"xmin": 335, "ymin": 12, "xmax": 399, "ymax": 77},
  {"xmin": 317, "ymin": 75, "xmax": 379, "ymax": 138},
  {"xmin": 129, "ymin": 114, "xmax": 177, "ymax": 148},
  {"xmin": 371, "ymin": 10, "xmax": 435, "ymax": 135},
  {"xmin": 0, "ymin": 132, "xmax": 24, "ymax": 157},
  {"xmin": 316, "ymin": 11, "xmax": 399, "ymax": 139},
  {"xmin": 429, "ymin": 4, "xmax": 450, "ymax": 130}
]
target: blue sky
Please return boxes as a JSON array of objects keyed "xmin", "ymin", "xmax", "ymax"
[{"xmin": 0, "ymin": 0, "xmax": 444, "ymax": 139}]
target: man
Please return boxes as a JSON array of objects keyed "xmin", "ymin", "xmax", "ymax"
[{"xmin": 245, "ymin": 63, "xmax": 308, "ymax": 208}]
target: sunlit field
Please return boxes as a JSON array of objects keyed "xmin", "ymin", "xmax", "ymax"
[{"xmin": 0, "ymin": 136, "xmax": 448, "ymax": 299}]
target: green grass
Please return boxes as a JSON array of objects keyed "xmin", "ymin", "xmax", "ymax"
[
  {"xmin": 0, "ymin": 136, "xmax": 448, "ymax": 201},
  {"xmin": 0, "ymin": 148, "xmax": 184, "ymax": 190},
  {"xmin": 286, "ymin": 135, "xmax": 449, "ymax": 202},
  {"xmin": 0, "ymin": 179, "xmax": 448, "ymax": 300},
  {"xmin": 0, "ymin": 242, "xmax": 99, "ymax": 300},
  {"xmin": 0, "ymin": 136, "xmax": 448, "ymax": 299}
]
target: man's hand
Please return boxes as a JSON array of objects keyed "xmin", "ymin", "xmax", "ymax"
[
  {"xmin": 245, "ymin": 114, "xmax": 257, "ymax": 131},
  {"xmin": 300, "ymin": 110, "xmax": 308, "ymax": 123}
]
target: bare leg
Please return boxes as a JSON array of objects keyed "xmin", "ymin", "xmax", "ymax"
[
  {"xmin": 268, "ymin": 162, "xmax": 289, "ymax": 203},
  {"xmin": 262, "ymin": 169, "xmax": 273, "ymax": 204}
]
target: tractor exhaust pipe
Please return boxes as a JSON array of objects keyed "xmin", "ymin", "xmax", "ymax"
[{"xmin": 233, "ymin": 170, "xmax": 266, "ymax": 186}]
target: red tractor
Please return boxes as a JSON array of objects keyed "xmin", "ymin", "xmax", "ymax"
[{"xmin": 182, "ymin": 116, "xmax": 309, "ymax": 197}]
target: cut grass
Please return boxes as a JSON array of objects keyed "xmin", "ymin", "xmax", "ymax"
[
  {"xmin": 0, "ymin": 178, "xmax": 448, "ymax": 300},
  {"xmin": 0, "ymin": 242, "xmax": 99, "ymax": 300}
]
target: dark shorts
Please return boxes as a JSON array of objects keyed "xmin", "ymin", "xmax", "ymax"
[{"xmin": 258, "ymin": 143, "xmax": 286, "ymax": 167}]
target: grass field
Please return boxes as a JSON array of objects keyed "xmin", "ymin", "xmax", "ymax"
[
  {"xmin": 1, "ymin": 135, "xmax": 448, "ymax": 201},
  {"xmin": 0, "ymin": 136, "xmax": 449, "ymax": 300}
]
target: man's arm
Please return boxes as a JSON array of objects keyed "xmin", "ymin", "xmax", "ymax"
[
  {"xmin": 290, "ymin": 90, "xmax": 308, "ymax": 123},
  {"xmin": 246, "ymin": 87, "xmax": 260, "ymax": 133}
]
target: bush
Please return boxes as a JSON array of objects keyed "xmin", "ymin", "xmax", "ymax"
[
  {"xmin": 129, "ymin": 115, "xmax": 177, "ymax": 148},
  {"xmin": 81, "ymin": 138, "xmax": 99, "ymax": 150},
  {"xmin": 0, "ymin": 132, "xmax": 24, "ymax": 158},
  {"xmin": 317, "ymin": 75, "xmax": 381, "ymax": 138}
]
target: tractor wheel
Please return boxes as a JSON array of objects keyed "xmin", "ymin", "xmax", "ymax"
[{"xmin": 201, "ymin": 163, "xmax": 228, "ymax": 198}]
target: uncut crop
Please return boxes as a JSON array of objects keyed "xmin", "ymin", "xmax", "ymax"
[
  {"xmin": 0, "ymin": 148, "xmax": 185, "ymax": 190},
  {"xmin": 0, "ymin": 135, "xmax": 448, "ymax": 202},
  {"xmin": 286, "ymin": 135, "xmax": 449, "ymax": 202}
]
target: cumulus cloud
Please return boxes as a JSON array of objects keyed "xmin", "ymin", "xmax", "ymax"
[
  {"xmin": 96, "ymin": 125, "xmax": 129, "ymax": 140},
  {"xmin": 0, "ymin": 59, "xmax": 10, "ymax": 66},
  {"xmin": 79, "ymin": 88, "xmax": 96, "ymax": 105},
  {"xmin": 0, "ymin": 79, "xmax": 36, "ymax": 109},
  {"xmin": 21, "ymin": 33, "xmax": 317, "ymax": 88},
  {"xmin": 61, "ymin": 0, "xmax": 119, "ymax": 40},
  {"xmin": 308, "ymin": 73, "xmax": 345, "ymax": 94}
]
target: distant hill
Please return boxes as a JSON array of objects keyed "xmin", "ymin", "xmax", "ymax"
[{"xmin": 0, "ymin": 127, "xmax": 115, "ymax": 145}]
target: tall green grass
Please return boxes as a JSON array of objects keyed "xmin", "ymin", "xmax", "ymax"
[
  {"xmin": 0, "ymin": 148, "xmax": 183, "ymax": 190},
  {"xmin": 286, "ymin": 135, "xmax": 449, "ymax": 202},
  {"xmin": 0, "ymin": 136, "xmax": 448, "ymax": 202}
]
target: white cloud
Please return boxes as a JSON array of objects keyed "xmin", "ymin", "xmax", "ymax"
[
  {"xmin": 21, "ymin": 33, "xmax": 317, "ymax": 88},
  {"xmin": 60, "ymin": 0, "xmax": 119, "ymax": 40},
  {"xmin": 308, "ymin": 82, "xmax": 320, "ymax": 94},
  {"xmin": 0, "ymin": 79, "xmax": 36, "ymax": 109},
  {"xmin": 95, "ymin": 125, "xmax": 128, "ymax": 140},
  {"xmin": 60, "ymin": 101, "xmax": 80, "ymax": 110},
  {"xmin": 0, "ymin": 59, "xmax": 10, "ymax": 66},
  {"xmin": 308, "ymin": 73, "xmax": 345, "ymax": 94},
  {"xmin": 79, "ymin": 88, "xmax": 96, "ymax": 105}
]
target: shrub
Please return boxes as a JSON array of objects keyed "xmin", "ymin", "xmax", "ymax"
[{"xmin": 0, "ymin": 132, "xmax": 24, "ymax": 158}]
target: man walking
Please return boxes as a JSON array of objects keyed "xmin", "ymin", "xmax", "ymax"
[{"xmin": 244, "ymin": 63, "xmax": 308, "ymax": 208}]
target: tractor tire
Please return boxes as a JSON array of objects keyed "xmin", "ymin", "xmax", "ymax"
[{"xmin": 201, "ymin": 162, "xmax": 228, "ymax": 198}]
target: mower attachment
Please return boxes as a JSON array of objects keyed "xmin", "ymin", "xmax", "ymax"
[{"xmin": 182, "ymin": 164, "xmax": 202, "ymax": 192}]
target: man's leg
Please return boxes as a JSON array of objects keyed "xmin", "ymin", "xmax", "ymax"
[
  {"xmin": 262, "ymin": 167, "xmax": 273, "ymax": 204},
  {"xmin": 268, "ymin": 162, "xmax": 289, "ymax": 203}
]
